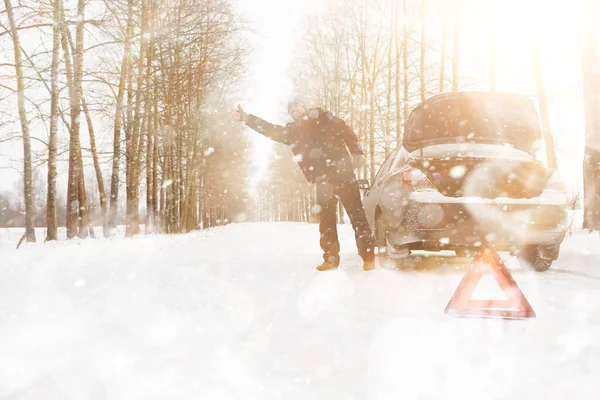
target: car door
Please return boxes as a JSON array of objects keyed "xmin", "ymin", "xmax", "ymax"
[{"xmin": 362, "ymin": 150, "xmax": 398, "ymax": 227}]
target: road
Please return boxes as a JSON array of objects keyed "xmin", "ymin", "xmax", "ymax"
[{"xmin": 1, "ymin": 222, "xmax": 599, "ymax": 399}]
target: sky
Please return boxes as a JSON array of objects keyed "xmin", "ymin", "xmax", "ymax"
[
  {"xmin": 0, "ymin": 0, "xmax": 593, "ymax": 196},
  {"xmin": 232, "ymin": 0, "xmax": 325, "ymax": 192},
  {"xmin": 457, "ymin": 0, "xmax": 587, "ymax": 193}
]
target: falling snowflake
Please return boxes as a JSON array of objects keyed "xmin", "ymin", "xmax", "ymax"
[
  {"xmin": 74, "ymin": 279, "xmax": 86, "ymax": 288},
  {"xmin": 450, "ymin": 165, "xmax": 466, "ymax": 179}
]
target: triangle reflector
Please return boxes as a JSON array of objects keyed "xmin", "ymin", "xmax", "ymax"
[{"xmin": 444, "ymin": 243, "xmax": 536, "ymax": 319}]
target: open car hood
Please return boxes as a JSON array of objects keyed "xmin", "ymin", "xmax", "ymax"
[{"xmin": 403, "ymin": 92, "xmax": 543, "ymax": 154}]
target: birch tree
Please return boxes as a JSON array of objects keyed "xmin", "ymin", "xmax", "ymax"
[
  {"xmin": 46, "ymin": 0, "xmax": 61, "ymax": 241},
  {"xmin": 64, "ymin": 0, "xmax": 89, "ymax": 239},
  {"xmin": 109, "ymin": 0, "xmax": 135, "ymax": 232},
  {"xmin": 4, "ymin": 0, "xmax": 36, "ymax": 243}
]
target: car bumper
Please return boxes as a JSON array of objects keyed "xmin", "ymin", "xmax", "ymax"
[{"xmin": 385, "ymin": 195, "xmax": 568, "ymax": 251}]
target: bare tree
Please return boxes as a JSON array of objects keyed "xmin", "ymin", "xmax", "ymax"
[
  {"xmin": 64, "ymin": 0, "xmax": 90, "ymax": 239},
  {"xmin": 4, "ymin": 0, "xmax": 36, "ymax": 243},
  {"xmin": 583, "ymin": 0, "xmax": 600, "ymax": 229},
  {"xmin": 295, "ymin": 0, "xmax": 452, "ymax": 188},
  {"xmin": 0, "ymin": 0, "xmax": 249, "ymax": 240},
  {"xmin": 385, "ymin": 0, "xmax": 393, "ymax": 156},
  {"xmin": 395, "ymin": 0, "xmax": 401, "ymax": 144},
  {"xmin": 82, "ymin": 96, "xmax": 108, "ymax": 237},
  {"xmin": 420, "ymin": 0, "xmax": 426, "ymax": 102},
  {"xmin": 125, "ymin": 0, "xmax": 150, "ymax": 237},
  {"xmin": 109, "ymin": 0, "xmax": 135, "ymax": 232},
  {"xmin": 46, "ymin": 0, "xmax": 61, "ymax": 241},
  {"xmin": 439, "ymin": 0, "xmax": 447, "ymax": 92},
  {"xmin": 402, "ymin": 0, "xmax": 409, "ymax": 126},
  {"xmin": 452, "ymin": 0, "xmax": 460, "ymax": 92}
]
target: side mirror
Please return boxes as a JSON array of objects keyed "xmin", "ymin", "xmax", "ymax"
[{"xmin": 357, "ymin": 179, "xmax": 370, "ymax": 190}]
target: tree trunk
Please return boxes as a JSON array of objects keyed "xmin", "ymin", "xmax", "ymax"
[
  {"xmin": 126, "ymin": 0, "xmax": 150, "ymax": 237},
  {"xmin": 531, "ymin": 43, "xmax": 558, "ymax": 169},
  {"xmin": 65, "ymin": 0, "xmax": 89, "ymax": 239},
  {"xmin": 452, "ymin": 0, "xmax": 460, "ymax": 92},
  {"xmin": 420, "ymin": 0, "xmax": 426, "ymax": 102},
  {"xmin": 403, "ymin": 0, "xmax": 410, "ymax": 127},
  {"xmin": 124, "ymin": 51, "xmax": 135, "ymax": 234},
  {"xmin": 46, "ymin": 0, "xmax": 61, "ymax": 241},
  {"xmin": 146, "ymin": 112, "xmax": 154, "ymax": 233},
  {"xmin": 59, "ymin": 0, "xmax": 78, "ymax": 238},
  {"xmin": 145, "ymin": 7, "xmax": 157, "ymax": 233},
  {"xmin": 359, "ymin": 10, "xmax": 367, "ymax": 180},
  {"xmin": 82, "ymin": 96, "xmax": 108, "ymax": 237},
  {"xmin": 439, "ymin": 0, "xmax": 448, "ymax": 92},
  {"xmin": 75, "ymin": 0, "xmax": 89, "ymax": 238},
  {"xmin": 385, "ymin": 0, "xmax": 393, "ymax": 157},
  {"xmin": 152, "ymin": 95, "xmax": 160, "ymax": 230},
  {"xmin": 109, "ymin": 0, "xmax": 135, "ymax": 232},
  {"xmin": 63, "ymin": 25, "xmax": 105, "ymax": 236},
  {"xmin": 5, "ymin": 0, "xmax": 36, "ymax": 243},
  {"xmin": 395, "ymin": 0, "xmax": 402, "ymax": 144},
  {"xmin": 582, "ymin": 0, "xmax": 600, "ymax": 229},
  {"xmin": 77, "ymin": 155, "xmax": 90, "ymax": 238}
]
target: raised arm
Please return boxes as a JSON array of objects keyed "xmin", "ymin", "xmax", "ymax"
[{"xmin": 245, "ymin": 114, "xmax": 292, "ymax": 145}]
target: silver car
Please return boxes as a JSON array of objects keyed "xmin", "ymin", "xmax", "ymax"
[{"xmin": 360, "ymin": 92, "xmax": 568, "ymax": 271}]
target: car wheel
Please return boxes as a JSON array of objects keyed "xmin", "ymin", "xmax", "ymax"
[
  {"xmin": 375, "ymin": 215, "xmax": 410, "ymax": 269},
  {"xmin": 517, "ymin": 245, "xmax": 553, "ymax": 272}
]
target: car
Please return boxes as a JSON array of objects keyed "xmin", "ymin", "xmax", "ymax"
[{"xmin": 359, "ymin": 92, "xmax": 568, "ymax": 271}]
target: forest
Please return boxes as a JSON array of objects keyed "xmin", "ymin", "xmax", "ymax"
[{"xmin": 1, "ymin": 0, "xmax": 599, "ymax": 243}]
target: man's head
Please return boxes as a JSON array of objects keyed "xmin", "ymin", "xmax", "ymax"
[{"xmin": 288, "ymin": 97, "xmax": 308, "ymax": 121}]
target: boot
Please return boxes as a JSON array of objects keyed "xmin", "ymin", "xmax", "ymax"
[
  {"xmin": 363, "ymin": 259, "xmax": 376, "ymax": 271},
  {"xmin": 316, "ymin": 261, "xmax": 338, "ymax": 271}
]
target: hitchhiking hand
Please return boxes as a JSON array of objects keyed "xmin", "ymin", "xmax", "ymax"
[
  {"xmin": 352, "ymin": 154, "xmax": 366, "ymax": 169},
  {"xmin": 234, "ymin": 104, "xmax": 248, "ymax": 123}
]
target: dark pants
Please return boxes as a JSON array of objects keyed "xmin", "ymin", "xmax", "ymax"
[{"xmin": 316, "ymin": 177, "xmax": 375, "ymax": 266}]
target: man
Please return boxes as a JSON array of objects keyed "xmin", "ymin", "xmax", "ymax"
[{"xmin": 235, "ymin": 99, "xmax": 375, "ymax": 271}]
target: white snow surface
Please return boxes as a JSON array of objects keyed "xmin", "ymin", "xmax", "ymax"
[{"xmin": 1, "ymin": 223, "xmax": 600, "ymax": 399}]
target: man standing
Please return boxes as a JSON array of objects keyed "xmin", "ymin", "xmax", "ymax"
[{"xmin": 235, "ymin": 99, "xmax": 375, "ymax": 271}]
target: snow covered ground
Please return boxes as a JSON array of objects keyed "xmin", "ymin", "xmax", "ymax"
[{"xmin": 1, "ymin": 222, "xmax": 600, "ymax": 399}]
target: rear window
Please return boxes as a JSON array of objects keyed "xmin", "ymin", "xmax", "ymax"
[{"xmin": 405, "ymin": 94, "xmax": 542, "ymax": 152}]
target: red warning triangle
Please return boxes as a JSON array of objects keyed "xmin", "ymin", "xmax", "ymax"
[{"xmin": 444, "ymin": 243, "xmax": 536, "ymax": 319}]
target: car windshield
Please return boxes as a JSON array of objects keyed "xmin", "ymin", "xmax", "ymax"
[{"xmin": 404, "ymin": 94, "xmax": 542, "ymax": 152}]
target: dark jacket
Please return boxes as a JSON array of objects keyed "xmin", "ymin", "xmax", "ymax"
[{"xmin": 246, "ymin": 108, "xmax": 363, "ymax": 183}]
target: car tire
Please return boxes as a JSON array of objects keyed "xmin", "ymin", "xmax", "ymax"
[
  {"xmin": 517, "ymin": 245, "xmax": 553, "ymax": 272},
  {"xmin": 375, "ymin": 215, "xmax": 411, "ymax": 269},
  {"xmin": 375, "ymin": 215, "xmax": 394, "ymax": 268}
]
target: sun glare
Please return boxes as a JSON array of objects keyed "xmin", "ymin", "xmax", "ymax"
[
  {"xmin": 240, "ymin": 0, "xmax": 589, "ymax": 193},
  {"xmin": 466, "ymin": 0, "xmax": 586, "ymax": 191}
]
